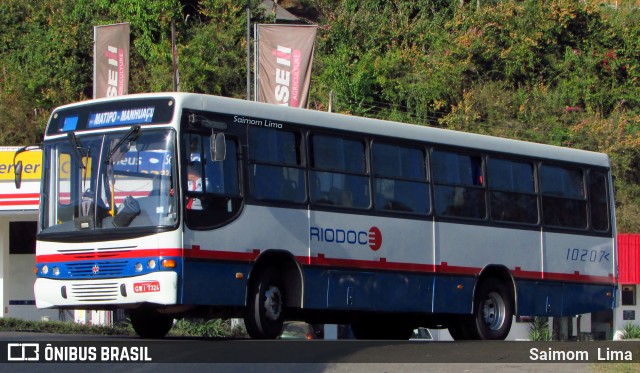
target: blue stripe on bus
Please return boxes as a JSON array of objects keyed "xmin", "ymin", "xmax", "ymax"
[
  {"xmin": 178, "ymin": 260, "xmax": 615, "ymax": 316},
  {"xmin": 35, "ymin": 257, "xmax": 182, "ymax": 280},
  {"xmin": 181, "ymin": 260, "xmax": 252, "ymax": 305},
  {"xmin": 515, "ymin": 280, "xmax": 615, "ymax": 316},
  {"xmin": 302, "ymin": 267, "xmax": 473, "ymax": 313}
]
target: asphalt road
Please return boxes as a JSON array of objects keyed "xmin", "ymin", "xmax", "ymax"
[{"xmin": 2, "ymin": 331, "xmax": 637, "ymax": 372}]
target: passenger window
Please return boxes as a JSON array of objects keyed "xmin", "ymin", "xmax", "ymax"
[
  {"xmin": 248, "ymin": 127, "xmax": 305, "ymax": 203},
  {"xmin": 540, "ymin": 164, "xmax": 587, "ymax": 229},
  {"xmin": 310, "ymin": 134, "xmax": 370, "ymax": 208},
  {"xmin": 372, "ymin": 142, "xmax": 430, "ymax": 214},
  {"xmin": 487, "ymin": 158, "xmax": 538, "ymax": 224},
  {"xmin": 588, "ymin": 170, "xmax": 610, "ymax": 232},
  {"xmin": 432, "ymin": 150, "xmax": 486, "ymax": 219}
]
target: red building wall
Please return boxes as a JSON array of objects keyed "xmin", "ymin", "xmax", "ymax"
[{"xmin": 618, "ymin": 234, "xmax": 640, "ymax": 284}]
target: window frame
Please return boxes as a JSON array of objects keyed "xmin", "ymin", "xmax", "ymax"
[
  {"xmin": 539, "ymin": 162, "xmax": 588, "ymax": 230},
  {"xmin": 308, "ymin": 132, "xmax": 371, "ymax": 209},
  {"xmin": 371, "ymin": 140, "xmax": 431, "ymax": 215},
  {"xmin": 431, "ymin": 148, "xmax": 487, "ymax": 220},
  {"xmin": 486, "ymin": 156, "xmax": 539, "ymax": 225},
  {"xmin": 247, "ymin": 126, "xmax": 306, "ymax": 204}
]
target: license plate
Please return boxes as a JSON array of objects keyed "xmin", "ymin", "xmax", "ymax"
[{"xmin": 133, "ymin": 281, "xmax": 160, "ymax": 293}]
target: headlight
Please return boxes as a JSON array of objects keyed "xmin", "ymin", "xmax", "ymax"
[{"xmin": 42, "ymin": 265, "xmax": 49, "ymax": 275}]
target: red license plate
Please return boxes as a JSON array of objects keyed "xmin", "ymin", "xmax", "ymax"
[{"xmin": 133, "ymin": 281, "xmax": 161, "ymax": 293}]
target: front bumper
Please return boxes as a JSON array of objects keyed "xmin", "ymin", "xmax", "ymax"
[{"xmin": 34, "ymin": 271, "xmax": 178, "ymax": 309}]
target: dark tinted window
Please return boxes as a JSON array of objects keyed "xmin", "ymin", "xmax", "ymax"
[
  {"xmin": 588, "ymin": 170, "xmax": 610, "ymax": 232},
  {"xmin": 373, "ymin": 143, "xmax": 430, "ymax": 214},
  {"xmin": 432, "ymin": 150, "xmax": 486, "ymax": 219},
  {"xmin": 248, "ymin": 127, "xmax": 305, "ymax": 203},
  {"xmin": 487, "ymin": 158, "xmax": 538, "ymax": 224},
  {"xmin": 310, "ymin": 134, "xmax": 369, "ymax": 208},
  {"xmin": 540, "ymin": 164, "xmax": 587, "ymax": 229}
]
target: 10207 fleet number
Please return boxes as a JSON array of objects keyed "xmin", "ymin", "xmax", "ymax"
[{"xmin": 566, "ymin": 248, "xmax": 610, "ymax": 263}]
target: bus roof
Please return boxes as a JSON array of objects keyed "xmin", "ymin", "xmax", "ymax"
[{"xmin": 54, "ymin": 93, "xmax": 612, "ymax": 168}]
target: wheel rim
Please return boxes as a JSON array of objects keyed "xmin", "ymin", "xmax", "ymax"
[
  {"xmin": 263, "ymin": 285, "xmax": 282, "ymax": 321},
  {"xmin": 482, "ymin": 291, "xmax": 505, "ymax": 331}
]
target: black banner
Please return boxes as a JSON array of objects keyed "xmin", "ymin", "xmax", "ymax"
[{"xmin": 2, "ymin": 339, "xmax": 640, "ymax": 364}]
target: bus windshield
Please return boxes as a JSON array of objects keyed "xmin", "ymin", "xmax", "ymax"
[{"xmin": 40, "ymin": 128, "xmax": 177, "ymax": 234}]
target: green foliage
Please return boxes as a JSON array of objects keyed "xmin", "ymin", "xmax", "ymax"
[
  {"xmin": 622, "ymin": 322, "xmax": 640, "ymax": 339},
  {"xmin": 172, "ymin": 318, "xmax": 226, "ymax": 337},
  {"xmin": 0, "ymin": 316, "xmax": 248, "ymax": 338},
  {"xmin": 1, "ymin": 0, "xmax": 640, "ymax": 230},
  {"xmin": 0, "ymin": 317, "xmax": 135, "ymax": 336},
  {"xmin": 178, "ymin": 0, "xmax": 268, "ymax": 97},
  {"xmin": 528, "ymin": 317, "xmax": 553, "ymax": 341}
]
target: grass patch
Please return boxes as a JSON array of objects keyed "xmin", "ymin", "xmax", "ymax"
[
  {"xmin": 591, "ymin": 363, "xmax": 640, "ymax": 373},
  {"xmin": 0, "ymin": 317, "xmax": 248, "ymax": 338},
  {"xmin": 0, "ymin": 317, "xmax": 135, "ymax": 336}
]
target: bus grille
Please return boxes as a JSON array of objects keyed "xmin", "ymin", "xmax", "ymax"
[
  {"xmin": 57, "ymin": 247, "xmax": 135, "ymax": 261},
  {"xmin": 67, "ymin": 261, "xmax": 128, "ymax": 278},
  {"xmin": 70, "ymin": 282, "xmax": 119, "ymax": 303}
]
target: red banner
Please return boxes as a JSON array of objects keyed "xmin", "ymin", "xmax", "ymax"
[
  {"xmin": 94, "ymin": 23, "xmax": 130, "ymax": 99},
  {"xmin": 257, "ymin": 25, "xmax": 317, "ymax": 108}
]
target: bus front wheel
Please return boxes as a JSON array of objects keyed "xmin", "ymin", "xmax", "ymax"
[{"xmin": 245, "ymin": 268, "xmax": 285, "ymax": 339}]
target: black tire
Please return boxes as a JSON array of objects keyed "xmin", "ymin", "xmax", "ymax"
[
  {"xmin": 130, "ymin": 308, "xmax": 173, "ymax": 339},
  {"xmin": 447, "ymin": 316, "xmax": 473, "ymax": 340},
  {"xmin": 467, "ymin": 278, "xmax": 513, "ymax": 340},
  {"xmin": 245, "ymin": 268, "xmax": 285, "ymax": 339}
]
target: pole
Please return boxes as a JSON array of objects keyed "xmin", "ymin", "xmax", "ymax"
[
  {"xmin": 246, "ymin": 0, "xmax": 251, "ymax": 100},
  {"xmin": 171, "ymin": 21, "xmax": 180, "ymax": 92},
  {"xmin": 254, "ymin": 24, "xmax": 257, "ymax": 102},
  {"xmin": 92, "ymin": 26, "xmax": 97, "ymax": 99}
]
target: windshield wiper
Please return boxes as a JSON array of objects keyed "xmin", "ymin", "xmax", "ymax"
[
  {"xmin": 67, "ymin": 132, "xmax": 88, "ymax": 169},
  {"xmin": 105, "ymin": 125, "xmax": 141, "ymax": 164}
]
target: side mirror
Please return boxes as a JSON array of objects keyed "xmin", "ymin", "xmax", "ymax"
[
  {"xmin": 210, "ymin": 133, "xmax": 226, "ymax": 162},
  {"xmin": 14, "ymin": 160, "xmax": 23, "ymax": 189}
]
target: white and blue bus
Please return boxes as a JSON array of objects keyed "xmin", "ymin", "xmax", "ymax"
[{"xmin": 21, "ymin": 93, "xmax": 616, "ymax": 340}]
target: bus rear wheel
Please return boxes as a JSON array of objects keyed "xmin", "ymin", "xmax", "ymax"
[
  {"xmin": 130, "ymin": 308, "xmax": 173, "ymax": 339},
  {"xmin": 468, "ymin": 278, "xmax": 513, "ymax": 340},
  {"xmin": 245, "ymin": 268, "xmax": 285, "ymax": 339}
]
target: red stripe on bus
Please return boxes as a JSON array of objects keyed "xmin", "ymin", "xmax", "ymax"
[
  {"xmin": 36, "ymin": 247, "xmax": 615, "ymax": 284},
  {"xmin": 36, "ymin": 248, "xmax": 183, "ymax": 263}
]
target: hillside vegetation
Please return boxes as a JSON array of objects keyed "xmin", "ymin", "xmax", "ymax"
[{"xmin": 1, "ymin": 0, "xmax": 639, "ymax": 230}]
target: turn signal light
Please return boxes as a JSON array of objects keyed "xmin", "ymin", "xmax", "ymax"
[{"xmin": 162, "ymin": 259, "xmax": 176, "ymax": 268}]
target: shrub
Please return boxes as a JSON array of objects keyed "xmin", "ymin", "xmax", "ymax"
[
  {"xmin": 529, "ymin": 317, "xmax": 553, "ymax": 341},
  {"xmin": 622, "ymin": 322, "xmax": 640, "ymax": 339}
]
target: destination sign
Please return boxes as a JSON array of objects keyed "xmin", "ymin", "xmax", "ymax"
[{"xmin": 88, "ymin": 107, "xmax": 155, "ymax": 128}]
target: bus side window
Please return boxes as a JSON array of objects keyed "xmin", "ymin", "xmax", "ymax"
[
  {"xmin": 487, "ymin": 158, "xmax": 538, "ymax": 224},
  {"xmin": 540, "ymin": 164, "xmax": 587, "ymax": 229},
  {"xmin": 372, "ymin": 142, "xmax": 430, "ymax": 214},
  {"xmin": 309, "ymin": 134, "xmax": 370, "ymax": 209},
  {"xmin": 247, "ymin": 127, "xmax": 305, "ymax": 203},
  {"xmin": 588, "ymin": 170, "xmax": 610, "ymax": 232},
  {"xmin": 432, "ymin": 150, "xmax": 486, "ymax": 220}
]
